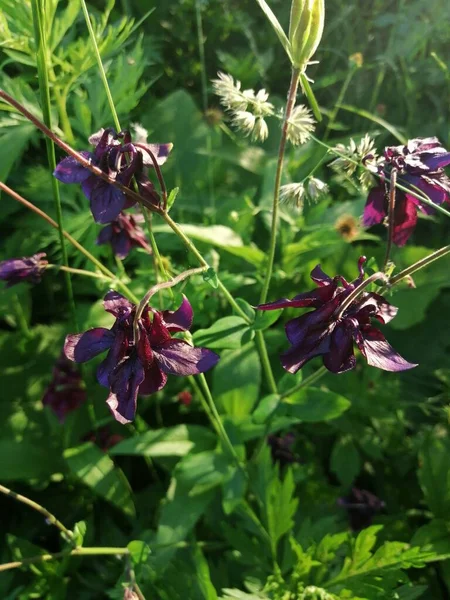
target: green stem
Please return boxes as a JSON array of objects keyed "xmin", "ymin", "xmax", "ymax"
[
  {"xmin": 0, "ymin": 483, "xmax": 74, "ymax": 541},
  {"xmin": 13, "ymin": 295, "xmax": 32, "ymax": 339},
  {"xmin": 47, "ymin": 264, "xmax": 113, "ymax": 281},
  {"xmin": 31, "ymin": 0, "xmax": 77, "ymax": 330},
  {"xmin": 0, "ymin": 546, "xmax": 129, "ymax": 573},
  {"xmin": 324, "ymin": 63, "xmax": 357, "ymax": 140},
  {"xmin": 383, "ymin": 168, "xmax": 397, "ymax": 270},
  {"xmin": 389, "ymin": 245, "xmax": 450, "ymax": 286},
  {"xmin": 0, "ymin": 182, "xmax": 138, "ymax": 303},
  {"xmin": 279, "ymin": 365, "xmax": 327, "ymax": 400},
  {"xmin": 254, "ymin": 331, "xmax": 277, "ymax": 394},
  {"xmin": 259, "ymin": 67, "xmax": 300, "ymax": 305},
  {"xmin": 80, "ymin": 0, "xmax": 121, "ymax": 132}
]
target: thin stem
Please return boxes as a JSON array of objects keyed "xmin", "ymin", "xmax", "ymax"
[
  {"xmin": 336, "ymin": 271, "xmax": 387, "ymax": 319},
  {"xmin": 31, "ymin": 0, "xmax": 77, "ymax": 330},
  {"xmin": 0, "ymin": 484, "xmax": 73, "ymax": 541},
  {"xmin": 259, "ymin": 67, "xmax": 300, "ymax": 305},
  {"xmin": 0, "ymin": 182, "xmax": 138, "ymax": 303},
  {"xmin": 13, "ymin": 295, "xmax": 32, "ymax": 339},
  {"xmin": 189, "ymin": 375, "xmax": 222, "ymax": 436},
  {"xmin": 142, "ymin": 208, "xmax": 174, "ymax": 305},
  {"xmin": 0, "ymin": 546, "xmax": 129, "ymax": 574},
  {"xmin": 324, "ymin": 63, "xmax": 357, "ymax": 140},
  {"xmin": 389, "ymin": 245, "xmax": 450, "ymax": 286},
  {"xmin": 383, "ymin": 168, "xmax": 397, "ymax": 270},
  {"xmin": 80, "ymin": 0, "xmax": 121, "ymax": 132},
  {"xmin": 197, "ymin": 373, "xmax": 247, "ymax": 475},
  {"xmin": 254, "ymin": 331, "xmax": 277, "ymax": 394},
  {"xmin": 46, "ymin": 264, "xmax": 113, "ymax": 281},
  {"xmin": 279, "ymin": 365, "xmax": 327, "ymax": 400},
  {"xmin": 133, "ymin": 583, "xmax": 146, "ymax": 600},
  {"xmin": 136, "ymin": 144, "xmax": 168, "ymax": 208}
]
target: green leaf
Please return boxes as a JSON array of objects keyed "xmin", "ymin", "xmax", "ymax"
[
  {"xmin": 0, "ymin": 439, "xmax": 61, "ymax": 481},
  {"xmin": 252, "ymin": 309, "xmax": 282, "ymax": 331},
  {"xmin": 127, "ymin": 540, "xmax": 151, "ymax": 565},
  {"xmin": 254, "ymin": 0, "xmax": 293, "ymax": 63},
  {"xmin": 418, "ymin": 434, "xmax": 450, "ymax": 519},
  {"xmin": 73, "ymin": 521, "xmax": 87, "ymax": 547},
  {"xmin": 203, "ymin": 267, "xmax": 219, "ymax": 289},
  {"xmin": 167, "ymin": 186, "xmax": 180, "ymax": 211},
  {"xmin": 337, "ymin": 103, "xmax": 407, "ymax": 143},
  {"xmin": 213, "ymin": 343, "xmax": 261, "ymax": 418},
  {"xmin": 64, "ymin": 442, "xmax": 135, "ymax": 518},
  {"xmin": 175, "ymin": 451, "xmax": 234, "ymax": 496},
  {"xmin": 411, "ymin": 519, "xmax": 450, "ymax": 558},
  {"xmin": 222, "ymin": 467, "xmax": 247, "ymax": 515},
  {"xmin": 252, "ymin": 394, "xmax": 281, "ymax": 424},
  {"xmin": 330, "ymin": 436, "xmax": 361, "ymax": 489},
  {"xmin": 192, "ymin": 544, "xmax": 218, "ymax": 600},
  {"xmin": 266, "ymin": 467, "xmax": 298, "ymax": 551},
  {"xmin": 282, "ymin": 387, "xmax": 351, "ymax": 422},
  {"xmin": 109, "ymin": 424, "xmax": 216, "ymax": 457},
  {"xmin": 235, "ymin": 298, "xmax": 256, "ymax": 322},
  {"xmin": 193, "ymin": 316, "xmax": 252, "ymax": 350}
]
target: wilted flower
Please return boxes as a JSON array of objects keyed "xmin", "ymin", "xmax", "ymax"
[
  {"xmin": 54, "ymin": 128, "xmax": 172, "ymax": 224},
  {"xmin": 42, "ymin": 353, "xmax": 86, "ymax": 423},
  {"xmin": 337, "ymin": 487, "xmax": 385, "ymax": 531},
  {"xmin": 257, "ymin": 257, "xmax": 417, "ymax": 374},
  {"xmin": 334, "ymin": 214, "xmax": 359, "ymax": 241},
  {"xmin": 0, "ymin": 253, "xmax": 48, "ymax": 287},
  {"xmin": 97, "ymin": 212, "xmax": 152, "ymax": 259},
  {"xmin": 363, "ymin": 137, "xmax": 450, "ymax": 246},
  {"xmin": 286, "ymin": 105, "xmax": 315, "ymax": 146},
  {"xmin": 268, "ymin": 432, "xmax": 298, "ymax": 467},
  {"xmin": 64, "ymin": 291, "xmax": 219, "ymax": 424}
]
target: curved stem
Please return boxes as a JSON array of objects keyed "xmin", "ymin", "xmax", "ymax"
[
  {"xmin": 336, "ymin": 271, "xmax": 387, "ymax": 319},
  {"xmin": 383, "ymin": 168, "xmax": 397, "ymax": 270},
  {"xmin": 259, "ymin": 67, "xmax": 300, "ymax": 305},
  {"xmin": 389, "ymin": 245, "xmax": 450, "ymax": 286},
  {"xmin": 0, "ymin": 546, "xmax": 129, "ymax": 574},
  {"xmin": 0, "ymin": 484, "xmax": 73, "ymax": 541},
  {"xmin": 0, "ymin": 182, "xmax": 138, "ymax": 303},
  {"xmin": 279, "ymin": 365, "xmax": 327, "ymax": 400}
]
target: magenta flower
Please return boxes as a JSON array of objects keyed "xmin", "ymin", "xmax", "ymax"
[
  {"xmin": 0, "ymin": 253, "xmax": 48, "ymax": 287},
  {"xmin": 64, "ymin": 291, "xmax": 219, "ymax": 424},
  {"xmin": 97, "ymin": 212, "xmax": 152, "ymax": 259},
  {"xmin": 258, "ymin": 257, "xmax": 417, "ymax": 375},
  {"xmin": 42, "ymin": 353, "xmax": 86, "ymax": 423},
  {"xmin": 363, "ymin": 137, "xmax": 450, "ymax": 246},
  {"xmin": 54, "ymin": 128, "xmax": 172, "ymax": 224}
]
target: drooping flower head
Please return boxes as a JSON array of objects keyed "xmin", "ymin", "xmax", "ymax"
[
  {"xmin": 97, "ymin": 212, "xmax": 152, "ymax": 259},
  {"xmin": 54, "ymin": 128, "xmax": 172, "ymax": 224},
  {"xmin": 363, "ymin": 137, "xmax": 450, "ymax": 246},
  {"xmin": 64, "ymin": 292, "xmax": 219, "ymax": 424},
  {"xmin": 258, "ymin": 257, "xmax": 416, "ymax": 375},
  {"xmin": 337, "ymin": 487, "xmax": 385, "ymax": 531},
  {"xmin": 42, "ymin": 353, "xmax": 86, "ymax": 423},
  {"xmin": 268, "ymin": 432, "xmax": 298, "ymax": 467},
  {"xmin": 0, "ymin": 253, "xmax": 48, "ymax": 287}
]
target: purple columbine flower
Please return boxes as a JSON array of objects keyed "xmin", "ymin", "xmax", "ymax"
[
  {"xmin": 97, "ymin": 212, "xmax": 152, "ymax": 259},
  {"xmin": 54, "ymin": 128, "xmax": 172, "ymax": 224},
  {"xmin": 268, "ymin": 432, "xmax": 298, "ymax": 467},
  {"xmin": 257, "ymin": 257, "xmax": 417, "ymax": 375},
  {"xmin": 64, "ymin": 291, "xmax": 219, "ymax": 424},
  {"xmin": 337, "ymin": 487, "xmax": 385, "ymax": 531},
  {"xmin": 42, "ymin": 353, "xmax": 86, "ymax": 423},
  {"xmin": 0, "ymin": 253, "xmax": 48, "ymax": 287},
  {"xmin": 363, "ymin": 137, "xmax": 450, "ymax": 246}
]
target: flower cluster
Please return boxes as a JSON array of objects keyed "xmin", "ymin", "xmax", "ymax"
[
  {"xmin": 329, "ymin": 134, "xmax": 380, "ymax": 189},
  {"xmin": 285, "ymin": 104, "xmax": 315, "ymax": 146},
  {"xmin": 54, "ymin": 128, "xmax": 172, "ymax": 224},
  {"xmin": 212, "ymin": 72, "xmax": 274, "ymax": 142},
  {"xmin": 42, "ymin": 353, "xmax": 86, "ymax": 422},
  {"xmin": 0, "ymin": 253, "xmax": 48, "ymax": 287},
  {"xmin": 64, "ymin": 291, "xmax": 219, "ymax": 424},
  {"xmin": 363, "ymin": 137, "xmax": 450, "ymax": 246},
  {"xmin": 258, "ymin": 257, "xmax": 416, "ymax": 374},
  {"xmin": 280, "ymin": 177, "xmax": 328, "ymax": 211}
]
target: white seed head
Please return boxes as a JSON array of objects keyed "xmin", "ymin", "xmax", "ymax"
[
  {"xmin": 252, "ymin": 118, "xmax": 269, "ymax": 142},
  {"xmin": 233, "ymin": 111, "xmax": 256, "ymax": 135},
  {"xmin": 286, "ymin": 105, "xmax": 315, "ymax": 146},
  {"xmin": 280, "ymin": 182, "xmax": 306, "ymax": 211},
  {"xmin": 307, "ymin": 177, "xmax": 329, "ymax": 201}
]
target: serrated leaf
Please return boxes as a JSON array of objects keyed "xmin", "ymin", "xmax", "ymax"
[{"xmin": 64, "ymin": 442, "xmax": 135, "ymax": 518}]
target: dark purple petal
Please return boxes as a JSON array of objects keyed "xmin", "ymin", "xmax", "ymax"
[
  {"xmin": 405, "ymin": 176, "xmax": 449, "ymax": 214},
  {"xmin": 281, "ymin": 327, "xmax": 331, "ymax": 373},
  {"xmin": 97, "ymin": 329, "xmax": 128, "ymax": 387},
  {"xmin": 106, "ymin": 354, "xmax": 145, "ymax": 424},
  {"xmin": 96, "ymin": 224, "xmax": 113, "ymax": 244},
  {"xmin": 0, "ymin": 253, "xmax": 48, "ymax": 287},
  {"xmin": 64, "ymin": 328, "xmax": 115, "ymax": 363},
  {"xmin": 258, "ymin": 285, "xmax": 337, "ymax": 312},
  {"xmin": 103, "ymin": 290, "xmax": 134, "ymax": 319},
  {"xmin": 88, "ymin": 180, "xmax": 126, "ymax": 224},
  {"xmin": 310, "ymin": 264, "xmax": 333, "ymax": 287},
  {"xmin": 53, "ymin": 152, "xmax": 93, "ymax": 183},
  {"xmin": 354, "ymin": 326, "xmax": 417, "ymax": 372},
  {"xmin": 419, "ymin": 150, "xmax": 450, "ymax": 171},
  {"xmin": 363, "ymin": 186, "xmax": 386, "ymax": 227},
  {"xmin": 392, "ymin": 196, "xmax": 417, "ymax": 246},
  {"xmin": 162, "ymin": 295, "xmax": 193, "ymax": 332},
  {"xmin": 285, "ymin": 294, "xmax": 342, "ymax": 345},
  {"xmin": 111, "ymin": 231, "xmax": 133, "ymax": 259},
  {"xmin": 136, "ymin": 174, "xmax": 160, "ymax": 207},
  {"xmin": 352, "ymin": 293, "xmax": 398, "ymax": 325},
  {"xmin": 139, "ymin": 360, "xmax": 167, "ymax": 395},
  {"xmin": 153, "ymin": 339, "xmax": 219, "ymax": 376},
  {"xmin": 322, "ymin": 324, "xmax": 356, "ymax": 374}
]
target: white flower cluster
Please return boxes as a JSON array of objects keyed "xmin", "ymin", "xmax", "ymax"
[
  {"xmin": 212, "ymin": 72, "xmax": 274, "ymax": 142},
  {"xmin": 280, "ymin": 177, "xmax": 328, "ymax": 212},
  {"xmin": 286, "ymin": 105, "xmax": 316, "ymax": 146},
  {"xmin": 329, "ymin": 134, "xmax": 381, "ymax": 189}
]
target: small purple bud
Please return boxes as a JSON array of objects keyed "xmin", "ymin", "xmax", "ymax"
[{"xmin": 0, "ymin": 253, "xmax": 48, "ymax": 287}]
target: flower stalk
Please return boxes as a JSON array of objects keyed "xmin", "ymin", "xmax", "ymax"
[
  {"xmin": 389, "ymin": 245, "xmax": 450, "ymax": 286},
  {"xmin": 383, "ymin": 168, "xmax": 397, "ymax": 270},
  {"xmin": 335, "ymin": 271, "xmax": 388, "ymax": 319}
]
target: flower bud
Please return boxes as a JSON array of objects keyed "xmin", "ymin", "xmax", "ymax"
[{"xmin": 289, "ymin": 0, "xmax": 325, "ymax": 70}]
